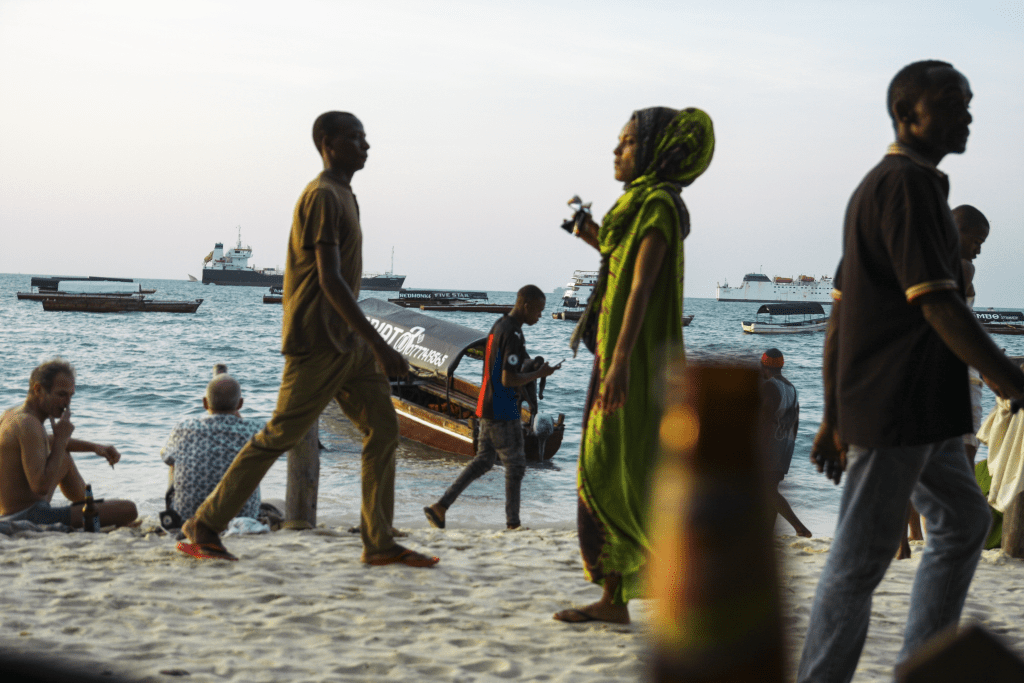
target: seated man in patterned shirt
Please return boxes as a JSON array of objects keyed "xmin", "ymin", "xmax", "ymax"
[{"xmin": 161, "ymin": 369, "xmax": 263, "ymax": 524}]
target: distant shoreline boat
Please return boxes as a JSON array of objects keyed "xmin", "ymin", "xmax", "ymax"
[
  {"xmin": 202, "ymin": 228, "xmax": 284, "ymax": 287},
  {"xmin": 717, "ymin": 272, "xmax": 833, "ymax": 303},
  {"xmin": 741, "ymin": 302, "xmax": 828, "ymax": 334},
  {"xmin": 202, "ymin": 233, "xmax": 406, "ymax": 290}
]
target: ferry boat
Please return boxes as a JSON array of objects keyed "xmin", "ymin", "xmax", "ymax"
[
  {"xmin": 552, "ymin": 270, "xmax": 598, "ymax": 321},
  {"xmin": 551, "ymin": 269, "xmax": 692, "ymax": 325},
  {"xmin": 717, "ymin": 272, "xmax": 834, "ymax": 303}
]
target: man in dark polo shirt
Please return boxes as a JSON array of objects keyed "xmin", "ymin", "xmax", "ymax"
[
  {"xmin": 424, "ymin": 285, "xmax": 558, "ymax": 530},
  {"xmin": 178, "ymin": 111, "xmax": 438, "ymax": 568},
  {"xmin": 797, "ymin": 61, "xmax": 1024, "ymax": 682}
]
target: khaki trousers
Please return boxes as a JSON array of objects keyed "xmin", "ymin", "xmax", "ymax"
[{"xmin": 195, "ymin": 341, "xmax": 400, "ymax": 554}]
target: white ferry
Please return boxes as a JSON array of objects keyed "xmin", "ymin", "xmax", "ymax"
[
  {"xmin": 717, "ymin": 272, "xmax": 834, "ymax": 303},
  {"xmin": 552, "ymin": 270, "xmax": 598, "ymax": 320}
]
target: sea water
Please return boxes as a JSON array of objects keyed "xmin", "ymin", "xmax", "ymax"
[{"xmin": 2, "ymin": 273, "xmax": 1019, "ymax": 536}]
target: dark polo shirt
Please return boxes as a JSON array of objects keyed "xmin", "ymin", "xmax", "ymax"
[
  {"xmin": 833, "ymin": 144, "xmax": 971, "ymax": 447},
  {"xmin": 475, "ymin": 315, "xmax": 528, "ymax": 421}
]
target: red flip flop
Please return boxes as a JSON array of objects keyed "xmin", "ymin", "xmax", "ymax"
[{"xmin": 176, "ymin": 541, "xmax": 238, "ymax": 562}]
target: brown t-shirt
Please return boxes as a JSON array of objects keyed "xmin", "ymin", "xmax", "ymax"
[{"xmin": 281, "ymin": 171, "xmax": 363, "ymax": 355}]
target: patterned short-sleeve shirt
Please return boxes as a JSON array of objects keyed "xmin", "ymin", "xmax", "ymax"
[{"xmin": 160, "ymin": 414, "xmax": 264, "ymax": 520}]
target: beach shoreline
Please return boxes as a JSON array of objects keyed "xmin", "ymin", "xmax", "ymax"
[{"xmin": 1, "ymin": 525, "xmax": 1022, "ymax": 682}]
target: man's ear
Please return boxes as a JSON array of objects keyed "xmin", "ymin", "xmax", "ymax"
[
  {"xmin": 202, "ymin": 396, "xmax": 209, "ymax": 411},
  {"xmin": 237, "ymin": 397, "xmax": 244, "ymax": 410},
  {"xmin": 893, "ymin": 99, "xmax": 916, "ymax": 126}
]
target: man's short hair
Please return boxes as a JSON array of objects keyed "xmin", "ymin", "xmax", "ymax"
[
  {"xmin": 951, "ymin": 205, "xmax": 989, "ymax": 233},
  {"xmin": 516, "ymin": 284, "xmax": 546, "ymax": 306},
  {"xmin": 312, "ymin": 111, "xmax": 359, "ymax": 152},
  {"xmin": 30, "ymin": 358, "xmax": 75, "ymax": 391},
  {"xmin": 206, "ymin": 375, "xmax": 242, "ymax": 412},
  {"xmin": 887, "ymin": 60, "xmax": 955, "ymax": 128}
]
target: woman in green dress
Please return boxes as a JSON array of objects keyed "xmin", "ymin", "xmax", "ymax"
[{"xmin": 554, "ymin": 107, "xmax": 715, "ymax": 624}]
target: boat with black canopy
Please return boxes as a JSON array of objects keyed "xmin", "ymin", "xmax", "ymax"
[
  {"xmin": 741, "ymin": 301, "xmax": 828, "ymax": 334},
  {"xmin": 359, "ymin": 298, "xmax": 564, "ymax": 460}
]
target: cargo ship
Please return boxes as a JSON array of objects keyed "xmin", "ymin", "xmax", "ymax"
[
  {"xmin": 716, "ymin": 272, "xmax": 834, "ymax": 303},
  {"xmin": 201, "ymin": 231, "xmax": 406, "ymax": 290},
  {"xmin": 202, "ymin": 230, "xmax": 284, "ymax": 287}
]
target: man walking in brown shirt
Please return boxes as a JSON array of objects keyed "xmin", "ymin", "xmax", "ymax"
[{"xmin": 179, "ymin": 111, "xmax": 438, "ymax": 566}]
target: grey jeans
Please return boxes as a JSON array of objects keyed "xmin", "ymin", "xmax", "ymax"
[
  {"xmin": 796, "ymin": 437, "xmax": 991, "ymax": 683},
  {"xmin": 439, "ymin": 418, "xmax": 526, "ymax": 527}
]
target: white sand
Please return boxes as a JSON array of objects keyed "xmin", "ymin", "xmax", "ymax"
[{"xmin": 0, "ymin": 526, "xmax": 1022, "ymax": 682}]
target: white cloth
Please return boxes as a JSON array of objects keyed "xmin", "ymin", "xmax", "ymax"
[
  {"xmin": 222, "ymin": 517, "xmax": 271, "ymax": 537},
  {"xmin": 977, "ymin": 397, "xmax": 1024, "ymax": 512}
]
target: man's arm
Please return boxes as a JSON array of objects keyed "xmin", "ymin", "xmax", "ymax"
[
  {"xmin": 811, "ymin": 301, "xmax": 846, "ymax": 484},
  {"xmin": 19, "ymin": 409, "xmax": 73, "ymax": 497},
  {"xmin": 502, "ymin": 363, "xmax": 557, "ymax": 389},
  {"xmin": 66, "ymin": 437, "xmax": 120, "ymax": 467},
  {"xmin": 315, "ymin": 243, "xmax": 409, "ymax": 377},
  {"xmin": 919, "ymin": 290, "xmax": 1024, "ymax": 399}
]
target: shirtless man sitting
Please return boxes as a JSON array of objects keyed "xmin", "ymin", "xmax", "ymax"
[{"xmin": 0, "ymin": 358, "xmax": 137, "ymax": 527}]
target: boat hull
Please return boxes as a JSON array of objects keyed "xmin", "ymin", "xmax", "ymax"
[
  {"xmin": 741, "ymin": 320, "xmax": 828, "ymax": 334},
  {"xmin": 717, "ymin": 279, "xmax": 833, "ymax": 303},
  {"xmin": 391, "ymin": 379, "xmax": 564, "ymax": 461},
  {"xmin": 419, "ymin": 304, "xmax": 512, "ymax": 313},
  {"xmin": 361, "ymin": 275, "xmax": 406, "ymax": 291},
  {"xmin": 42, "ymin": 296, "xmax": 203, "ymax": 313},
  {"xmin": 203, "ymin": 268, "xmax": 283, "ymax": 287}
]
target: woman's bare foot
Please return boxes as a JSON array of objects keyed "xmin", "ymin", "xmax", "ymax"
[
  {"xmin": 553, "ymin": 602, "xmax": 630, "ymax": 624},
  {"xmin": 794, "ymin": 524, "xmax": 812, "ymax": 538},
  {"xmin": 553, "ymin": 572, "xmax": 629, "ymax": 624}
]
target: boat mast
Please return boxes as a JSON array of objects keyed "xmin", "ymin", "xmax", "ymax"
[{"xmin": 390, "ymin": 247, "xmax": 394, "ymax": 276}]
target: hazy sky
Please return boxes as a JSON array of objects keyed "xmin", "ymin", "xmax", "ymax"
[{"xmin": 2, "ymin": 1, "xmax": 1022, "ymax": 303}]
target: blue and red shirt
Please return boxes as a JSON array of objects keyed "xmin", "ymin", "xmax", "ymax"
[{"xmin": 475, "ymin": 315, "xmax": 528, "ymax": 420}]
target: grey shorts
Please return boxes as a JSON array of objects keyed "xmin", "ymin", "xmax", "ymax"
[{"xmin": 0, "ymin": 500, "xmax": 73, "ymax": 526}]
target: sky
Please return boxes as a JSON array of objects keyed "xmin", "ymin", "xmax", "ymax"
[{"xmin": 1, "ymin": 0, "xmax": 1023, "ymax": 303}]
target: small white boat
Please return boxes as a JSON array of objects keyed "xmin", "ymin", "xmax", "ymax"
[{"xmin": 741, "ymin": 302, "xmax": 828, "ymax": 334}]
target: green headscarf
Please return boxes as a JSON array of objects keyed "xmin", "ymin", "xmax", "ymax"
[
  {"xmin": 600, "ymin": 106, "xmax": 715, "ymax": 252},
  {"xmin": 570, "ymin": 106, "xmax": 715, "ymax": 355}
]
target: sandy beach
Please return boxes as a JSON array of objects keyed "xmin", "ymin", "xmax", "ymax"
[{"xmin": 1, "ymin": 524, "xmax": 1022, "ymax": 682}]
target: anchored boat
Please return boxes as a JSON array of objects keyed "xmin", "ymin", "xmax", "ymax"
[
  {"xmin": 976, "ymin": 309, "xmax": 1024, "ymax": 335},
  {"xmin": 718, "ymin": 272, "xmax": 834, "ymax": 303},
  {"xmin": 359, "ymin": 298, "xmax": 564, "ymax": 461},
  {"xmin": 741, "ymin": 302, "xmax": 828, "ymax": 334}
]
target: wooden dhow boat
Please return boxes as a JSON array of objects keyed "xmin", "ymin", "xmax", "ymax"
[
  {"xmin": 359, "ymin": 298, "xmax": 564, "ymax": 461},
  {"xmin": 41, "ymin": 294, "xmax": 203, "ymax": 313}
]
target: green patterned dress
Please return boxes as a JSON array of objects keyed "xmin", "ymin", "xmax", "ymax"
[
  {"xmin": 573, "ymin": 106, "xmax": 714, "ymax": 605},
  {"xmin": 577, "ymin": 191, "xmax": 685, "ymax": 604}
]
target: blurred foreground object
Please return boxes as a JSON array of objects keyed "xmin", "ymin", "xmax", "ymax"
[
  {"xmin": 647, "ymin": 360, "xmax": 784, "ymax": 682},
  {"xmin": 895, "ymin": 624, "xmax": 1024, "ymax": 682}
]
